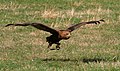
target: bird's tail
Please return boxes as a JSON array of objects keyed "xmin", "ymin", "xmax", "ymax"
[{"xmin": 5, "ymin": 23, "xmax": 31, "ymax": 27}]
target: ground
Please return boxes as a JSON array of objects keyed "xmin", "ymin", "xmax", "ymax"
[{"xmin": 0, "ymin": 0, "xmax": 120, "ymax": 71}]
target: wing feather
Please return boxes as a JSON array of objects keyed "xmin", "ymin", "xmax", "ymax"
[
  {"xmin": 5, "ymin": 23, "xmax": 58, "ymax": 35},
  {"xmin": 66, "ymin": 19, "xmax": 105, "ymax": 32}
]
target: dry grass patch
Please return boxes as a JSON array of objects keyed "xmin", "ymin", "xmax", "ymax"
[
  {"xmin": 41, "ymin": 7, "xmax": 112, "ymax": 19},
  {"xmin": 41, "ymin": 9, "xmax": 61, "ymax": 18},
  {"xmin": 81, "ymin": 7, "xmax": 111, "ymax": 15},
  {"xmin": 0, "ymin": 2, "xmax": 28, "ymax": 11}
]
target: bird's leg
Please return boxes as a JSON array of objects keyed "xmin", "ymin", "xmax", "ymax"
[
  {"xmin": 48, "ymin": 42, "xmax": 52, "ymax": 49},
  {"xmin": 48, "ymin": 42, "xmax": 56, "ymax": 50},
  {"xmin": 56, "ymin": 42, "xmax": 60, "ymax": 50}
]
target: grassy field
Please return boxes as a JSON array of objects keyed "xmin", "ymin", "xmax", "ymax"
[{"xmin": 0, "ymin": 0, "xmax": 120, "ymax": 71}]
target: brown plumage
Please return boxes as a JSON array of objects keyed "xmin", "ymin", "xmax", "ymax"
[{"xmin": 5, "ymin": 19, "xmax": 105, "ymax": 50}]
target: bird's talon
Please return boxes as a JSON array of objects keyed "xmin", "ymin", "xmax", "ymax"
[
  {"xmin": 56, "ymin": 47, "xmax": 60, "ymax": 50},
  {"xmin": 56, "ymin": 46, "xmax": 60, "ymax": 50}
]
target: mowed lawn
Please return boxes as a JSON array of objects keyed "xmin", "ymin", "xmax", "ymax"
[{"xmin": 0, "ymin": 0, "xmax": 120, "ymax": 71}]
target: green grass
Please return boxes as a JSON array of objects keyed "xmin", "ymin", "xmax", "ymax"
[{"xmin": 0, "ymin": 0, "xmax": 120, "ymax": 71}]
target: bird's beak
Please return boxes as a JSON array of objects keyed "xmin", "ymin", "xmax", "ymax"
[{"xmin": 67, "ymin": 33, "xmax": 71, "ymax": 38}]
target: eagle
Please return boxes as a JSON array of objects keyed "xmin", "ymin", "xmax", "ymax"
[{"xmin": 5, "ymin": 19, "xmax": 105, "ymax": 50}]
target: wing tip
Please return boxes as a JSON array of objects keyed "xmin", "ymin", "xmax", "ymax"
[
  {"xmin": 99, "ymin": 19, "xmax": 105, "ymax": 22},
  {"xmin": 95, "ymin": 19, "xmax": 105, "ymax": 24}
]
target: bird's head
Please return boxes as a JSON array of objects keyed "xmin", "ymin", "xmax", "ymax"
[{"xmin": 59, "ymin": 30, "xmax": 71, "ymax": 39}]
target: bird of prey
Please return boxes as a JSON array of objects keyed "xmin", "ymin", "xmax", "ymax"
[{"xmin": 5, "ymin": 19, "xmax": 105, "ymax": 50}]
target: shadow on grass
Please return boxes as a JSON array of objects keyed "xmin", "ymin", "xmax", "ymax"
[
  {"xmin": 41, "ymin": 58, "xmax": 107, "ymax": 63},
  {"xmin": 82, "ymin": 58, "xmax": 106, "ymax": 63}
]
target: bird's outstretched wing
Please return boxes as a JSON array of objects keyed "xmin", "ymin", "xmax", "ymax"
[
  {"xmin": 66, "ymin": 19, "xmax": 105, "ymax": 32},
  {"xmin": 5, "ymin": 23, "xmax": 59, "ymax": 35}
]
